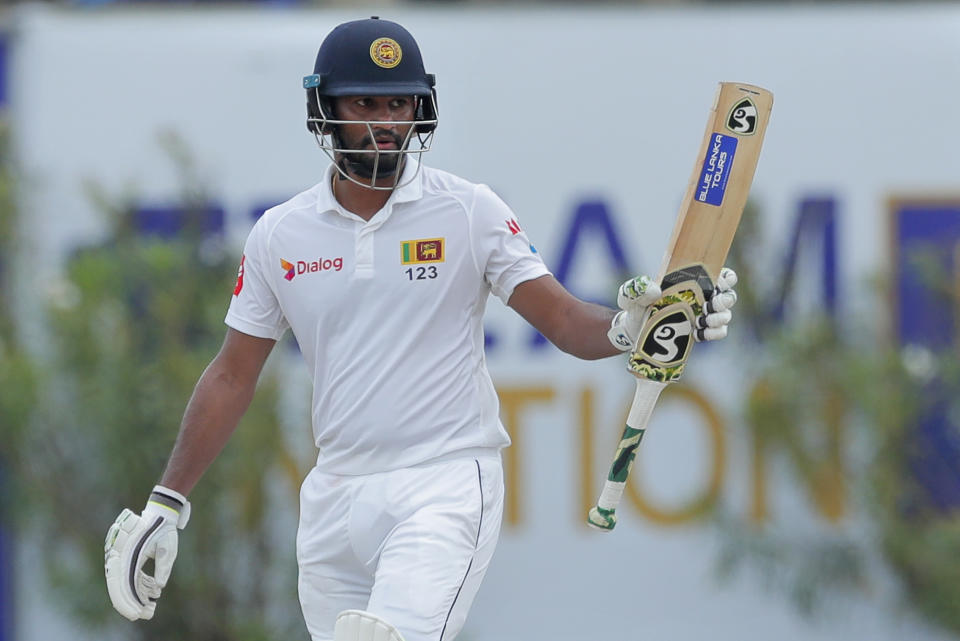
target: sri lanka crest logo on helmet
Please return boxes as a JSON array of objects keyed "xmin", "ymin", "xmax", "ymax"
[{"xmin": 370, "ymin": 38, "xmax": 402, "ymax": 69}]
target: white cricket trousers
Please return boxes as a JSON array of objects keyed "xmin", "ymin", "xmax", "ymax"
[{"xmin": 296, "ymin": 453, "xmax": 504, "ymax": 641}]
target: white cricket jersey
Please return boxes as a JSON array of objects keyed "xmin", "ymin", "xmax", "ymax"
[{"xmin": 226, "ymin": 161, "xmax": 550, "ymax": 475}]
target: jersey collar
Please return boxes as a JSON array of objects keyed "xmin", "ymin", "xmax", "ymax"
[{"xmin": 317, "ymin": 160, "xmax": 424, "ymax": 222}]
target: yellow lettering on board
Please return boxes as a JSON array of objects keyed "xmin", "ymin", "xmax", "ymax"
[
  {"xmin": 578, "ymin": 386, "xmax": 596, "ymax": 524},
  {"xmin": 747, "ymin": 380, "xmax": 847, "ymax": 523},
  {"xmin": 498, "ymin": 385, "xmax": 555, "ymax": 526},
  {"xmin": 625, "ymin": 384, "xmax": 727, "ymax": 525}
]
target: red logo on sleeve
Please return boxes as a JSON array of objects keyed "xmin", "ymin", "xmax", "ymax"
[
  {"xmin": 233, "ymin": 255, "xmax": 245, "ymax": 295},
  {"xmin": 506, "ymin": 219, "xmax": 521, "ymax": 235}
]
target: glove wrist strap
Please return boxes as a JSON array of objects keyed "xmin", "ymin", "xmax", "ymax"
[
  {"xmin": 148, "ymin": 485, "xmax": 191, "ymax": 529},
  {"xmin": 607, "ymin": 310, "xmax": 634, "ymax": 352}
]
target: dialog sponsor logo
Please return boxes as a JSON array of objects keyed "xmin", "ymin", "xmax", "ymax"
[{"xmin": 280, "ymin": 256, "xmax": 344, "ymax": 281}]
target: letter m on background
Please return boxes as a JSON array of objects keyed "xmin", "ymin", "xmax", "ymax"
[{"xmin": 529, "ymin": 200, "xmax": 632, "ymax": 348}]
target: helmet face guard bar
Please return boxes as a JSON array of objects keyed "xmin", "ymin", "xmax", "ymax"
[{"xmin": 304, "ymin": 77, "xmax": 438, "ymax": 191}]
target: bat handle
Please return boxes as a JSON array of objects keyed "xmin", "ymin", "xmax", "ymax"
[{"xmin": 587, "ymin": 377, "xmax": 667, "ymax": 531}]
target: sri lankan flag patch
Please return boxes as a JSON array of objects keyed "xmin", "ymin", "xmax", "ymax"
[{"xmin": 401, "ymin": 238, "xmax": 445, "ymax": 264}]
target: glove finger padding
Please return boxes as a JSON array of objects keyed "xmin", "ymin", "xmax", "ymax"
[
  {"xmin": 696, "ymin": 325, "xmax": 729, "ymax": 341},
  {"xmin": 138, "ymin": 572, "xmax": 162, "ymax": 602},
  {"xmin": 717, "ymin": 267, "xmax": 738, "ymax": 290},
  {"xmin": 698, "ymin": 309, "xmax": 732, "ymax": 329},
  {"xmin": 105, "ymin": 509, "xmax": 161, "ymax": 621},
  {"xmin": 695, "ymin": 308, "xmax": 734, "ymax": 342},
  {"xmin": 609, "ymin": 275, "xmax": 662, "ymax": 351},
  {"xmin": 152, "ymin": 528, "xmax": 179, "ymax": 588},
  {"xmin": 694, "ymin": 267, "xmax": 738, "ymax": 342},
  {"xmin": 708, "ymin": 290, "xmax": 737, "ymax": 313},
  {"xmin": 617, "ymin": 275, "xmax": 661, "ymax": 310}
]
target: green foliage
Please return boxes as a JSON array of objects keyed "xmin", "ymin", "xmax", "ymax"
[
  {"xmin": 713, "ymin": 317, "xmax": 873, "ymax": 616},
  {"xmin": 0, "ymin": 132, "xmax": 306, "ymax": 640},
  {"xmin": 0, "ymin": 121, "xmax": 39, "ymax": 517},
  {"xmin": 856, "ymin": 298, "xmax": 960, "ymax": 634},
  {"xmin": 716, "ymin": 201, "xmax": 960, "ymax": 635}
]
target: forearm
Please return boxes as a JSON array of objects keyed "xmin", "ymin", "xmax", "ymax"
[
  {"xmin": 508, "ymin": 276, "xmax": 624, "ymax": 360},
  {"xmin": 159, "ymin": 360, "xmax": 258, "ymax": 496},
  {"xmin": 552, "ymin": 301, "xmax": 622, "ymax": 360}
]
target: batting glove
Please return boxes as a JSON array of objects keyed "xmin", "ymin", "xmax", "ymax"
[
  {"xmin": 104, "ymin": 485, "xmax": 190, "ymax": 621},
  {"xmin": 693, "ymin": 267, "xmax": 738, "ymax": 342},
  {"xmin": 607, "ymin": 274, "xmax": 662, "ymax": 351}
]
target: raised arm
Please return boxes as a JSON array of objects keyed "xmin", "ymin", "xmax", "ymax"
[
  {"xmin": 507, "ymin": 274, "xmax": 621, "ymax": 360},
  {"xmin": 508, "ymin": 271, "xmax": 737, "ymax": 361}
]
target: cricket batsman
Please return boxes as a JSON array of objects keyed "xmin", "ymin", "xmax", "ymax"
[{"xmin": 103, "ymin": 16, "xmax": 738, "ymax": 641}]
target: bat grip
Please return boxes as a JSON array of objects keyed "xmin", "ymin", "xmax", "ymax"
[
  {"xmin": 626, "ymin": 378, "xmax": 665, "ymax": 428},
  {"xmin": 587, "ymin": 377, "xmax": 667, "ymax": 531}
]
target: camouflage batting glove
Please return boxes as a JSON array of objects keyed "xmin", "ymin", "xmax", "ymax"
[{"xmin": 607, "ymin": 274, "xmax": 662, "ymax": 351}]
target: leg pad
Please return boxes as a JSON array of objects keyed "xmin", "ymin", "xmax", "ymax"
[{"xmin": 333, "ymin": 610, "xmax": 405, "ymax": 641}]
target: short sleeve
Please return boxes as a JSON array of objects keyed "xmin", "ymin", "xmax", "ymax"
[
  {"xmin": 225, "ymin": 219, "xmax": 289, "ymax": 340},
  {"xmin": 470, "ymin": 185, "xmax": 551, "ymax": 304}
]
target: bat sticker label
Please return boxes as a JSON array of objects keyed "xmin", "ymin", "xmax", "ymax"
[
  {"xmin": 642, "ymin": 311, "xmax": 692, "ymax": 363},
  {"xmin": 696, "ymin": 133, "xmax": 738, "ymax": 206},
  {"xmin": 726, "ymin": 97, "xmax": 758, "ymax": 135},
  {"xmin": 629, "ymin": 265, "xmax": 711, "ymax": 383}
]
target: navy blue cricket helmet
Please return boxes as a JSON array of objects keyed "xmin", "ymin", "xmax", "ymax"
[{"xmin": 304, "ymin": 17, "xmax": 438, "ymax": 136}]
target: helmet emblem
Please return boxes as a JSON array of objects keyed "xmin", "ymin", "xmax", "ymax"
[{"xmin": 370, "ymin": 38, "xmax": 402, "ymax": 69}]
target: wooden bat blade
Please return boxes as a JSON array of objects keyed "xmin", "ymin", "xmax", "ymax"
[{"xmin": 661, "ymin": 82, "xmax": 774, "ymax": 282}]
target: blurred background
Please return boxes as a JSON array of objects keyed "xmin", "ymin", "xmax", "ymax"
[{"xmin": 1, "ymin": 0, "xmax": 959, "ymax": 640}]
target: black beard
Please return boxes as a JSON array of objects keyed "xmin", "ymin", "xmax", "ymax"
[
  {"xmin": 339, "ymin": 150, "xmax": 402, "ymax": 179},
  {"xmin": 335, "ymin": 129, "xmax": 405, "ymax": 179}
]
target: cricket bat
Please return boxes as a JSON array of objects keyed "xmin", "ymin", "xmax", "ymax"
[{"xmin": 587, "ymin": 82, "xmax": 773, "ymax": 531}]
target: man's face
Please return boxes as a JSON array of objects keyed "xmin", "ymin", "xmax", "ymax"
[{"xmin": 332, "ymin": 95, "xmax": 417, "ymax": 179}]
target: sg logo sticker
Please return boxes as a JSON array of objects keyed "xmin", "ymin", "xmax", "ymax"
[{"xmin": 726, "ymin": 98, "xmax": 758, "ymax": 135}]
